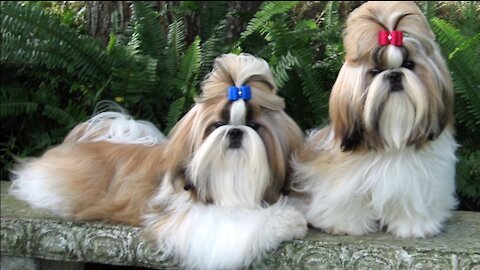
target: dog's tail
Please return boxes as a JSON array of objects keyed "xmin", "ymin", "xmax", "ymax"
[
  {"xmin": 10, "ymin": 100, "xmax": 165, "ymax": 223},
  {"xmin": 64, "ymin": 101, "xmax": 166, "ymax": 145},
  {"xmin": 198, "ymin": 53, "xmax": 285, "ymax": 111}
]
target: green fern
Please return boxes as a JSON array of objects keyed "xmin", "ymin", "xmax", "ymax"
[
  {"xmin": 238, "ymin": 1, "xmax": 298, "ymax": 44},
  {"xmin": 164, "ymin": 97, "xmax": 186, "ymax": 134},
  {"xmin": 271, "ymin": 52, "xmax": 299, "ymax": 89},
  {"xmin": 199, "ymin": 12, "xmax": 232, "ymax": 80},
  {"xmin": 431, "ymin": 18, "xmax": 480, "ymax": 132},
  {"xmin": 177, "ymin": 36, "xmax": 202, "ymax": 97},
  {"xmin": 430, "ymin": 16, "xmax": 480, "ymax": 209},
  {"xmin": 292, "ymin": 48, "xmax": 330, "ymax": 125},
  {"xmin": 456, "ymin": 150, "xmax": 480, "ymax": 202},
  {"xmin": 131, "ymin": 2, "xmax": 166, "ymax": 60},
  {"xmin": 324, "ymin": 1, "xmax": 340, "ymax": 28},
  {"xmin": 420, "ymin": 1, "xmax": 436, "ymax": 21},
  {"xmin": 165, "ymin": 19, "xmax": 187, "ymax": 76},
  {"xmin": 237, "ymin": 1, "xmax": 337, "ymax": 127},
  {"xmin": 200, "ymin": 1, "xmax": 228, "ymax": 40},
  {"xmin": 1, "ymin": 2, "xmax": 110, "ymax": 87}
]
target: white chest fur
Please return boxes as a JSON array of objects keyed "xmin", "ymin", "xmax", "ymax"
[{"xmin": 294, "ymin": 129, "xmax": 458, "ymax": 238}]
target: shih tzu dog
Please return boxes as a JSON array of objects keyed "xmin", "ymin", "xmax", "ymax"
[
  {"xmin": 292, "ymin": 1, "xmax": 457, "ymax": 238},
  {"xmin": 10, "ymin": 53, "xmax": 307, "ymax": 269}
]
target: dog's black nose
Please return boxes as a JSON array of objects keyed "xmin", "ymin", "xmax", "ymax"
[
  {"xmin": 387, "ymin": 72, "xmax": 402, "ymax": 83},
  {"xmin": 227, "ymin": 128, "xmax": 243, "ymax": 148},
  {"xmin": 387, "ymin": 72, "xmax": 403, "ymax": 92},
  {"xmin": 228, "ymin": 128, "xmax": 243, "ymax": 138}
]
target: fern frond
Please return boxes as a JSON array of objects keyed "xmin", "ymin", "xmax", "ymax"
[
  {"xmin": 177, "ymin": 36, "xmax": 202, "ymax": 97},
  {"xmin": 200, "ymin": 1, "xmax": 227, "ymax": 40},
  {"xmin": 131, "ymin": 1, "xmax": 166, "ymax": 59},
  {"xmin": 293, "ymin": 48, "xmax": 330, "ymax": 125},
  {"xmin": 164, "ymin": 97, "xmax": 185, "ymax": 134},
  {"xmin": 165, "ymin": 19, "xmax": 186, "ymax": 75},
  {"xmin": 419, "ymin": 1, "xmax": 436, "ymax": 20},
  {"xmin": 271, "ymin": 51, "xmax": 299, "ymax": 89},
  {"xmin": 1, "ymin": 1, "xmax": 111, "ymax": 86},
  {"xmin": 110, "ymin": 58, "xmax": 158, "ymax": 106},
  {"xmin": 431, "ymin": 18, "xmax": 480, "ymax": 131},
  {"xmin": 42, "ymin": 104, "xmax": 77, "ymax": 127},
  {"xmin": 238, "ymin": 1, "xmax": 298, "ymax": 44},
  {"xmin": 324, "ymin": 1, "xmax": 340, "ymax": 28},
  {"xmin": 456, "ymin": 150, "xmax": 480, "ymax": 200},
  {"xmin": 0, "ymin": 102, "xmax": 39, "ymax": 118},
  {"xmin": 200, "ymin": 13, "xmax": 231, "ymax": 80}
]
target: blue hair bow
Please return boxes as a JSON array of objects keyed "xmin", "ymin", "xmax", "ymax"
[{"xmin": 228, "ymin": 85, "xmax": 251, "ymax": 101}]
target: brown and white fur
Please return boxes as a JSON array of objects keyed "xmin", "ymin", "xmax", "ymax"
[
  {"xmin": 291, "ymin": 1, "xmax": 457, "ymax": 238},
  {"xmin": 10, "ymin": 53, "xmax": 307, "ymax": 269}
]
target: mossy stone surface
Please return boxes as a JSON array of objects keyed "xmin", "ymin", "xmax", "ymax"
[{"xmin": 1, "ymin": 181, "xmax": 479, "ymax": 269}]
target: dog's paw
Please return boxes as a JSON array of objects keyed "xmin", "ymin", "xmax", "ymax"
[
  {"xmin": 267, "ymin": 206, "xmax": 308, "ymax": 241},
  {"xmin": 387, "ymin": 218, "xmax": 441, "ymax": 239},
  {"xmin": 322, "ymin": 221, "xmax": 378, "ymax": 236}
]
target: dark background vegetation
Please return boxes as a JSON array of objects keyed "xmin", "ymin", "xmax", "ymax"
[{"xmin": 1, "ymin": 1, "xmax": 478, "ymax": 210}]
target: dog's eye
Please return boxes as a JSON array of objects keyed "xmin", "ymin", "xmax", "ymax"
[
  {"xmin": 247, "ymin": 122, "xmax": 260, "ymax": 131},
  {"xmin": 370, "ymin": 68, "xmax": 383, "ymax": 76},
  {"xmin": 402, "ymin": 61, "xmax": 415, "ymax": 70},
  {"xmin": 213, "ymin": 122, "xmax": 226, "ymax": 128}
]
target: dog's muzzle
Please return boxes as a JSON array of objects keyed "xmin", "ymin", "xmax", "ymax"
[
  {"xmin": 227, "ymin": 128, "xmax": 243, "ymax": 149},
  {"xmin": 387, "ymin": 71, "xmax": 403, "ymax": 92}
]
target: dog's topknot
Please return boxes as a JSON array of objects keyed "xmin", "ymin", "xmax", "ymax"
[{"xmin": 198, "ymin": 53, "xmax": 285, "ymax": 111}]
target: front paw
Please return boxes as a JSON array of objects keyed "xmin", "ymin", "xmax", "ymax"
[
  {"xmin": 268, "ymin": 206, "xmax": 308, "ymax": 241},
  {"xmin": 322, "ymin": 221, "xmax": 378, "ymax": 236},
  {"xmin": 387, "ymin": 218, "xmax": 441, "ymax": 238}
]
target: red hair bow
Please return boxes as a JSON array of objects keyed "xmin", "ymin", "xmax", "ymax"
[{"xmin": 378, "ymin": 30, "xmax": 403, "ymax": 46}]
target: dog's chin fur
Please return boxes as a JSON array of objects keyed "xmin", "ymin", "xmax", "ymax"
[
  {"xmin": 291, "ymin": 1, "xmax": 458, "ymax": 239},
  {"xmin": 10, "ymin": 53, "xmax": 307, "ymax": 269}
]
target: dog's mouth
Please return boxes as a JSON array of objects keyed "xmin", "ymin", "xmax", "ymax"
[{"xmin": 390, "ymin": 83, "xmax": 403, "ymax": 92}]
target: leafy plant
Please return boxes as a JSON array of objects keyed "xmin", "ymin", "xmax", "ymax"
[
  {"xmin": 0, "ymin": 1, "xmax": 230, "ymax": 179},
  {"xmin": 431, "ymin": 16, "xmax": 480, "ymax": 210},
  {"xmin": 236, "ymin": 1, "xmax": 344, "ymax": 129}
]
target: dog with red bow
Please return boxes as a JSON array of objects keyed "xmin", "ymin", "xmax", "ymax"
[
  {"xmin": 10, "ymin": 53, "xmax": 307, "ymax": 269},
  {"xmin": 292, "ymin": 1, "xmax": 457, "ymax": 238}
]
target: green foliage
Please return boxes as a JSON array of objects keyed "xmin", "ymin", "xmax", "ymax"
[
  {"xmin": 1, "ymin": 2, "xmax": 110, "ymax": 85},
  {"xmin": 237, "ymin": 1, "xmax": 344, "ymax": 129},
  {"xmin": 0, "ymin": 1, "xmax": 230, "ymax": 178},
  {"xmin": 431, "ymin": 18, "xmax": 480, "ymax": 133},
  {"xmin": 199, "ymin": 1, "xmax": 228, "ymax": 41},
  {"xmin": 430, "ymin": 15, "xmax": 480, "ymax": 208}
]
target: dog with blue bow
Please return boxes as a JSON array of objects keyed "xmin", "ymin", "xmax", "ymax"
[{"xmin": 10, "ymin": 53, "xmax": 307, "ymax": 269}]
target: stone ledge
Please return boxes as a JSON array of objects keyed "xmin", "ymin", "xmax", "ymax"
[{"xmin": 1, "ymin": 181, "xmax": 479, "ymax": 269}]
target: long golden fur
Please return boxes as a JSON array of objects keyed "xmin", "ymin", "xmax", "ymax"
[
  {"xmin": 292, "ymin": 1, "xmax": 458, "ymax": 239},
  {"xmin": 328, "ymin": 1, "xmax": 454, "ymax": 152},
  {"xmin": 11, "ymin": 53, "xmax": 307, "ymax": 269}
]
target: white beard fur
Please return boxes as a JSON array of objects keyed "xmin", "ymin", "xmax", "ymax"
[
  {"xmin": 188, "ymin": 124, "xmax": 271, "ymax": 207},
  {"xmin": 293, "ymin": 128, "xmax": 458, "ymax": 238},
  {"xmin": 144, "ymin": 123, "xmax": 308, "ymax": 269},
  {"xmin": 145, "ymin": 179, "xmax": 306, "ymax": 270}
]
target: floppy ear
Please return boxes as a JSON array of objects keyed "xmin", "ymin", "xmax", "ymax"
[
  {"xmin": 329, "ymin": 64, "xmax": 367, "ymax": 152},
  {"xmin": 430, "ymin": 46, "xmax": 455, "ymax": 137},
  {"xmin": 257, "ymin": 110, "xmax": 304, "ymax": 201},
  {"xmin": 165, "ymin": 105, "xmax": 200, "ymax": 169}
]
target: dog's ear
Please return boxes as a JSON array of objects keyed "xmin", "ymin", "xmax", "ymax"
[
  {"xmin": 339, "ymin": 121, "xmax": 364, "ymax": 152},
  {"xmin": 256, "ymin": 110, "xmax": 304, "ymax": 202},
  {"xmin": 165, "ymin": 105, "xmax": 200, "ymax": 169},
  {"xmin": 329, "ymin": 64, "xmax": 366, "ymax": 152},
  {"xmin": 429, "ymin": 48, "xmax": 455, "ymax": 139}
]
